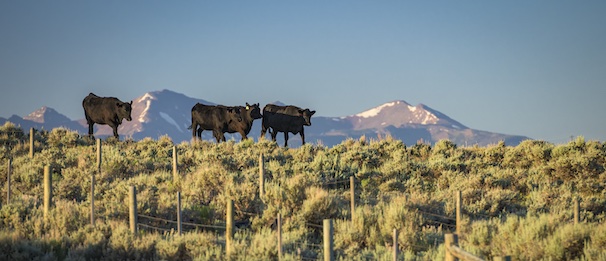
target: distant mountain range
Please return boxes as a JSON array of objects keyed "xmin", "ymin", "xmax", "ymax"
[{"xmin": 0, "ymin": 89, "xmax": 529, "ymax": 146}]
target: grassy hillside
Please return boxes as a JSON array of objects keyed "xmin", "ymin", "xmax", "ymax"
[{"xmin": 0, "ymin": 122, "xmax": 605, "ymax": 260}]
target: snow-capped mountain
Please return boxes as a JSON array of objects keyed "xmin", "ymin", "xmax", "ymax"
[
  {"xmin": 2, "ymin": 106, "xmax": 85, "ymax": 133},
  {"xmin": 309, "ymin": 100, "xmax": 527, "ymax": 146},
  {"xmin": 0, "ymin": 89, "xmax": 530, "ymax": 146},
  {"xmin": 342, "ymin": 100, "xmax": 467, "ymax": 130}
]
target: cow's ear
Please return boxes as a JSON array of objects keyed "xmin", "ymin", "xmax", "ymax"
[
  {"xmin": 129, "ymin": 101, "xmax": 133, "ymax": 105},
  {"xmin": 311, "ymin": 110, "xmax": 316, "ymax": 115},
  {"xmin": 246, "ymin": 102, "xmax": 250, "ymax": 106}
]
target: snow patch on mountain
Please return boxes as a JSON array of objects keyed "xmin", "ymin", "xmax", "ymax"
[
  {"xmin": 24, "ymin": 107, "xmax": 48, "ymax": 122},
  {"xmin": 356, "ymin": 101, "xmax": 400, "ymax": 118},
  {"xmin": 159, "ymin": 112, "xmax": 183, "ymax": 133},
  {"xmin": 420, "ymin": 112, "xmax": 438, "ymax": 124},
  {"xmin": 138, "ymin": 93, "xmax": 156, "ymax": 123}
]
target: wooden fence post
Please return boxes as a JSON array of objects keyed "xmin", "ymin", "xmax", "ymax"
[
  {"xmin": 91, "ymin": 138, "xmax": 100, "ymax": 227},
  {"xmin": 456, "ymin": 191, "xmax": 462, "ymax": 235},
  {"xmin": 129, "ymin": 186, "xmax": 138, "ymax": 234},
  {"xmin": 574, "ymin": 198, "xmax": 580, "ymax": 225},
  {"xmin": 6, "ymin": 159, "xmax": 11, "ymax": 205},
  {"xmin": 177, "ymin": 191, "xmax": 182, "ymax": 235},
  {"xmin": 277, "ymin": 213, "xmax": 283, "ymax": 260},
  {"xmin": 43, "ymin": 166, "xmax": 52, "ymax": 218},
  {"xmin": 91, "ymin": 170, "xmax": 95, "ymax": 227},
  {"xmin": 172, "ymin": 146, "xmax": 178, "ymax": 181},
  {"xmin": 393, "ymin": 228, "xmax": 398, "ymax": 261},
  {"xmin": 226, "ymin": 199, "xmax": 234, "ymax": 257},
  {"xmin": 259, "ymin": 154, "xmax": 264, "ymax": 200},
  {"xmin": 96, "ymin": 139, "xmax": 102, "ymax": 173},
  {"xmin": 29, "ymin": 128, "xmax": 34, "ymax": 158},
  {"xmin": 323, "ymin": 219, "xmax": 334, "ymax": 261},
  {"xmin": 350, "ymin": 176, "xmax": 355, "ymax": 222},
  {"xmin": 444, "ymin": 233, "xmax": 458, "ymax": 261}
]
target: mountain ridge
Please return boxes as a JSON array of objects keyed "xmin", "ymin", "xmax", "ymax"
[{"xmin": 0, "ymin": 89, "xmax": 530, "ymax": 146}]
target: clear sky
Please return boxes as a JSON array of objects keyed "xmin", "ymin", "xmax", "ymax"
[{"xmin": 1, "ymin": 1, "xmax": 605, "ymax": 144}]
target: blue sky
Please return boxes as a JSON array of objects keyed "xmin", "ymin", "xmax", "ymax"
[{"xmin": 1, "ymin": 1, "xmax": 605, "ymax": 143}]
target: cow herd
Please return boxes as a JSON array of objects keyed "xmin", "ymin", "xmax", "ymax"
[{"xmin": 82, "ymin": 93, "xmax": 315, "ymax": 146}]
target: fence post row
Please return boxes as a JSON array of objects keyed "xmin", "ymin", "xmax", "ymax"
[
  {"xmin": 6, "ymin": 159, "xmax": 11, "ymax": 205},
  {"xmin": 92, "ymin": 139, "xmax": 100, "ymax": 227},
  {"xmin": 393, "ymin": 228, "xmax": 398, "ymax": 261},
  {"xmin": 129, "ymin": 186, "xmax": 138, "ymax": 234},
  {"xmin": 172, "ymin": 146, "xmax": 178, "ymax": 180},
  {"xmin": 43, "ymin": 165, "xmax": 52, "ymax": 219},
  {"xmin": 29, "ymin": 128, "xmax": 34, "ymax": 158},
  {"xmin": 350, "ymin": 176, "xmax": 355, "ymax": 222},
  {"xmin": 456, "ymin": 191, "xmax": 462, "ymax": 235},
  {"xmin": 177, "ymin": 191, "xmax": 182, "ymax": 235},
  {"xmin": 91, "ymin": 170, "xmax": 95, "ymax": 227},
  {"xmin": 277, "ymin": 213, "xmax": 283, "ymax": 260},
  {"xmin": 573, "ymin": 198, "xmax": 580, "ymax": 225},
  {"xmin": 259, "ymin": 154, "xmax": 264, "ymax": 200},
  {"xmin": 323, "ymin": 219, "xmax": 334, "ymax": 261},
  {"xmin": 226, "ymin": 199, "xmax": 234, "ymax": 257},
  {"xmin": 444, "ymin": 233, "xmax": 457, "ymax": 261},
  {"xmin": 96, "ymin": 139, "xmax": 102, "ymax": 172}
]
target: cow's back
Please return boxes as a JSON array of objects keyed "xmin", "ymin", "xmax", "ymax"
[
  {"xmin": 263, "ymin": 104, "xmax": 302, "ymax": 116},
  {"xmin": 83, "ymin": 93, "xmax": 121, "ymax": 122},
  {"xmin": 192, "ymin": 104, "xmax": 234, "ymax": 131},
  {"xmin": 262, "ymin": 104, "xmax": 305, "ymax": 133}
]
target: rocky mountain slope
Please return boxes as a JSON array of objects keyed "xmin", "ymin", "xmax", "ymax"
[{"xmin": 1, "ymin": 89, "xmax": 529, "ymax": 146}]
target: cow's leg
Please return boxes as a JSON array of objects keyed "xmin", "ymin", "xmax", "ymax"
[
  {"xmin": 270, "ymin": 129, "xmax": 278, "ymax": 142},
  {"xmin": 284, "ymin": 132, "xmax": 289, "ymax": 147},
  {"xmin": 212, "ymin": 131, "xmax": 221, "ymax": 143},
  {"xmin": 240, "ymin": 131, "xmax": 247, "ymax": 141},
  {"xmin": 197, "ymin": 128, "xmax": 203, "ymax": 140},
  {"xmin": 260, "ymin": 124, "xmax": 268, "ymax": 139},
  {"xmin": 192, "ymin": 123, "xmax": 198, "ymax": 140},
  {"xmin": 300, "ymin": 128, "xmax": 306, "ymax": 145},
  {"xmin": 110, "ymin": 123, "xmax": 119, "ymax": 139},
  {"xmin": 87, "ymin": 122, "xmax": 94, "ymax": 137}
]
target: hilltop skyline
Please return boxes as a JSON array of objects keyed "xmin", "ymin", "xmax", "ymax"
[{"xmin": 1, "ymin": 89, "xmax": 529, "ymax": 147}]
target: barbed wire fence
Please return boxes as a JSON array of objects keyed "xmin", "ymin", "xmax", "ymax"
[{"xmin": 1, "ymin": 143, "xmax": 591, "ymax": 261}]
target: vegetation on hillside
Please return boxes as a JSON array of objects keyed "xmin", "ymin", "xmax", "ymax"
[{"xmin": 0, "ymin": 122, "xmax": 605, "ymax": 260}]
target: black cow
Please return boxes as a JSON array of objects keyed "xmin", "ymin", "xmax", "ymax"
[
  {"xmin": 260, "ymin": 104, "xmax": 316, "ymax": 147},
  {"xmin": 191, "ymin": 103, "xmax": 242, "ymax": 143},
  {"xmin": 82, "ymin": 93, "xmax": 133, "ymax": 139},
  {"xmin": 224, "ymin": 103, "xmax": 263, "ymax": 140}
]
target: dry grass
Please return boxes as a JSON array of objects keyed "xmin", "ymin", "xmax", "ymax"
[{"xmin": 0, "ymin": 124, "xmax": 605, "ymax": 260}]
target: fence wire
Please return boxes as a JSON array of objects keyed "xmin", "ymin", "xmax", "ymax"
[{"xmin": 138, "ymin": 223, "xmax": 172, "ymax": 233}]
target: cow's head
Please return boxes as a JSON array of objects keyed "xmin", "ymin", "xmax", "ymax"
[
  {"xmin": 117, "ymin": 101, "xmax": 133, "ymax": 121},
  {"xmin": 227, "ymin": 107, "xmax": 243, "ymax": 122},
  {"xmin": 299, "ymin": 108, "xmax": 316, "ymax": 126},
  {"xmin": 246, "ymin": 102, "xmax": 263, "ymax": 119}
]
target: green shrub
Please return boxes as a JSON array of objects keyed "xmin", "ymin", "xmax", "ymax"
[{"xmin": 1, "ymin": 129, "xmax": 605, "ymax": 260}]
